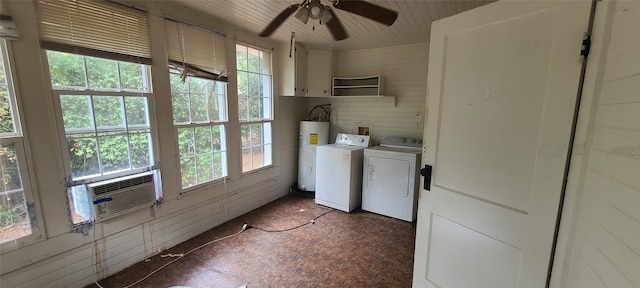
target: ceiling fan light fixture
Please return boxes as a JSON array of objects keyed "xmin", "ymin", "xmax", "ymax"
[
  {"xmin": 260, "ymin": 0, "xmax": 397, "ymax": 41},
  {"xmin": 295, "ymin": 7, "xmax": 310, "ymax": 24},
  {"xmin": 308, "ymin": 0, "xmax": 324, "ymax": 20}
]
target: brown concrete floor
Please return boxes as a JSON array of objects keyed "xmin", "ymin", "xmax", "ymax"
[{"xmin": 86, "ymin": 193, "xmax": 416, "ymax": 288}]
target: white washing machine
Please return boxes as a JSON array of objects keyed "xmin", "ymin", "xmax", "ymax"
[
  {"xmin": 315, "ymin": 133, "xmax": 370, "ymax": 212},
  {"xmin": 362, "ymin": 136, "xmax": 422, "ymax": 222}
]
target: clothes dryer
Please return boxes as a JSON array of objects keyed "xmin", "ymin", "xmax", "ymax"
[{"xmin": 362, "ymin": 136, "xmax": 422, "ymax": 221}]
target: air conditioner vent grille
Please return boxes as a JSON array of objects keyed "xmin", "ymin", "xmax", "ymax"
[
  {"xmin": 92, "ymin": 174, "xmax": 154, "ymax": 195},
  {"xmin": 108, "ymin": 184, "xmax": 156, "ymax": 214},
  {"xmin": 89, "ymin": 172, "xmax": 157, "ymax": 221}
]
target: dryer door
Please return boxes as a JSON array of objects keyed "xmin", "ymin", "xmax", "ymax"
[
  {"xmin": 366, "ymin": 155, "xmax": 411, "ymax": 198},
  {"xmin": 363, "ymin": 152, "xmax": 418, "ymax": 221}
]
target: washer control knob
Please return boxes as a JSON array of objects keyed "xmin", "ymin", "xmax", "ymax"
[
  {"xmin": 359, "ymin": 138, "xmax": 365, "ymax": 142},
  {"xmin": 411, "ymin": 139, "xmax": 417, "ymax": 143},
  {"xmin": 401, "ymin": 138, "xmax": 407, "ymax": 142}
]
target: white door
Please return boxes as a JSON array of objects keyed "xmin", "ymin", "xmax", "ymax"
[{"xmin": 413, "ymin": 1, "xmax": 591, "ymax": 288}]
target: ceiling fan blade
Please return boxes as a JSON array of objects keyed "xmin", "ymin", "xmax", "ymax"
[
  {"xmin": 332, "ymin": 0, "xmax": 398, "ymax": 26},
  {"xmin": 325, "ymin": 9, "xmax": 348, "ymax": 41},
  {"xmin": 259, "ymin": 4, "xmax": 300, "ymax": 37}
]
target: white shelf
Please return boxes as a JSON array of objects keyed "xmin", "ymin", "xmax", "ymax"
[{"xmin": 332, "ymin": 75, "xmax": 385, "ymax": 97}]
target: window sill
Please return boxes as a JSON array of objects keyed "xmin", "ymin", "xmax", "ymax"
[
  {"xmin": 241, "ymin": 164, "xmax": 275, "ymax": 176},
  {"xmin": 178, "ymin": 177, "xmax": 231, "ymax": 197}
]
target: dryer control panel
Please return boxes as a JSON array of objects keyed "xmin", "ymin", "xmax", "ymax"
[{"xmin": 379, "ymin": 136, "xmax": 422, "ymax": 149}]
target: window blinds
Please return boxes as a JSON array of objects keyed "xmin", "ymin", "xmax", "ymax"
[
  {"xmin": 165, "ymin": 20, "xmax": 227, "ymax": 82},
  {"xmin": 0, "ymin": 1, "xmax": 11, "ymax": 16},
  {"xmin": 0, "ymin": 1, "xmax": 18, "ymax": 40},
  {"xmin": 36, "ymin": 0, "xmax": 151, "ymax": 64}
]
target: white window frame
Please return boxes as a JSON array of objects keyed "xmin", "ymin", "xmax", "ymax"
[
  {"xmin": 50, "ymin": 91, "xmax": 157, "ymax": 184},
  {"xmin": 239, "ymin": 122, "xmax": 273, "ymax": 172},
  {"xmin": 170, "ymin": 70, "xmax": 229, "ymax": 191},
  {"xmin": 0, "ymin": 41, "xmax": 43, "ymax": 252},
  {"xmin": 236, "ymin": 43, "xmax": 274, "ymax": 173},
  {"xmin": 44, "ymin": 51, "xmax": 159, "ymax": 183},
  {"xmin": 43, "ymin": 50, "xmax": 161, "ymax": 225}
]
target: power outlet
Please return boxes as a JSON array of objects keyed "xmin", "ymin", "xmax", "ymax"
[{"xmin": 415, "ymin": 113, "xmax": 423, "ymax": 123}]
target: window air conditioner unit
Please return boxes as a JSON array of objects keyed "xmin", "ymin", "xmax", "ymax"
[{"xmin": 89, "ymin": 172, "xmax": 156, "ymax": 222}]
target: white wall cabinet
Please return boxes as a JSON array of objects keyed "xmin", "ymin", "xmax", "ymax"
[
  {"xmin": 306, "ymin": 48, "xmax": 336, "ymax": 97},
  {"xmin": 279, "ymin": 42, "xmax": 307, "ymax": 96}
]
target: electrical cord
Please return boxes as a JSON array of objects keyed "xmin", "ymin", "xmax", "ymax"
[
  {"xmin": 246, "ymin": 208, "xmax": 335, "ymax": 233},
  {"xmin": 126, "ymin": 224, "xmax": 247, "ymax": 288},
  {"xmin": 92, "ymin": 220, "xmax": 106, "ymax": 288},
  {"xmin": 92, "ymin": 208, "xmax": 335, "ymax": 287},
  {"xmin": 92, "ymin": 224, "xmax": 248, "ymax": 288}
]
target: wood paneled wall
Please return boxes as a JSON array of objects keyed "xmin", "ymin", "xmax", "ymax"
[
  {"xmin": 562, "ymin": 1, "xmax": 640, "ymax": 287},
  {"xmin": 1, "ymin": 178, "xmax": 282, "ymax": 287},
  {"xmin": 277, "ymin": 97, "xmax": 310, "ymax": 190},
  {"xmin": 308, "ymin": 43, "xmax": 429, "ymax": 145}
]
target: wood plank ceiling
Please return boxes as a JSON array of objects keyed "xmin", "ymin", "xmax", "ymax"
[{"xmin": 166, "ymin": 0, "xmax": 495, "ymax": 50}]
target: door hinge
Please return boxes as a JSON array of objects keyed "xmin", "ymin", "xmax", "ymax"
[{"xmin": 580, "ymin": 33, "xmax": 591, "ymax": 61}]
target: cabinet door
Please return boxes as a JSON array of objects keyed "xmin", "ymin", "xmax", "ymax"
[
  {"xmin": 279, "ymin": 42, "xmax": 306, "ymax": 96},
  {"xmin": 294, "ymin": 44, "xmax": 307, "ymax": 96},
  {"xmin": 307, "ymin": 49, "xmax": 332, "ymax": 97}
]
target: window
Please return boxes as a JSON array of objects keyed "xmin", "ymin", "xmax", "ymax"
[
  {"xmin": 165, "ymin": 20, "xmax": 229, "ymax": 190},
  {"xmin": 170, "ymin": 72, "xmax": 228, "ymax": 189},
  {"xmin": 46, "ymin": 50, "xmax": 155, "ymax": 223},
  {"xmin": 236, "ymin": 44, "xmax": 273, "ymax": 172},
  {"xmin": 37, "ymin": 0, "xmax": 156, "ymax": 224},
  {"xmin": 0, "ymin": 41, "xmax": 38, "ymax": 244}
]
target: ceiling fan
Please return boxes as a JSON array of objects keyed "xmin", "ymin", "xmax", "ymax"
[{"xmin": 258, "ymin": 0, "xmax": 398, "ymax": 41}]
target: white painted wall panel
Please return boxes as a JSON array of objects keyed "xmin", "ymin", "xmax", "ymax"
[
  {"xmin": 47, "ymin": 256, "xmax": 93, "ymax": 288},
  {"xmin": 596, "ymin": 103, "xmax": 640, "ymax": 130},
  {"xmin": 278, "ymin": 97, "xmax": 309, "ymax": 189},
  {"xmin": 19, "ymin": 246, "xmax": 90, "ymax": 283},
  {"xmin": 154, "ymin": 203, "xmax": 225, "ymax": 249},
  {"xmin": 607, "ymin": 20, "xmax": 640, "ymax": 58},
  {"xmin": 99, "ymin": 234, "xmax": 147, "ymax": 277},
  {"xmin": 579, "ymin": 206, "xmax": 640, "ymax": 286},
  {"xmin": 587, "ymin": 169, "xmax": 640, "ymax": 223},
  {"xmin": 565, "ymin": 252, "xmax": 606, "ymax": 288},
  {"xmin": 603, "ymin": 47, "xmax": 640, "ymax": 81},
  {"xmin": 2, "ymin": 245, "xmax": 93, "ymax": 288},
  {"xmin": 591, "ymin": 128, "xmax": 640, "ymax": 162},
  {"xmin": 599, "ymin": 74, "xmax": 640, "ymax": 104},
  {"xmin": 561, "ymin": 0, "xmax": 640, "ymax": 287},
  {"xmin": 52, "ymin": 269, "xmax": 94, "ymax": 288},
  {"xmin": 308, "ymin": 43, "xmax": 428, "ymax": 144},
  {"xmin": 581, "ymin": 191, "xmax": 640, "ymax": 259},
  {"xmin": 611, "ymin": 0, "xmax": 640, "ymax": 31},
  {"xmin": 589, "ymin": 150, "xmax": 640, "ymax": 194},
  {"xmin": 573, "ymin": 231, "xmax": 634, "ymax": 287}
]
